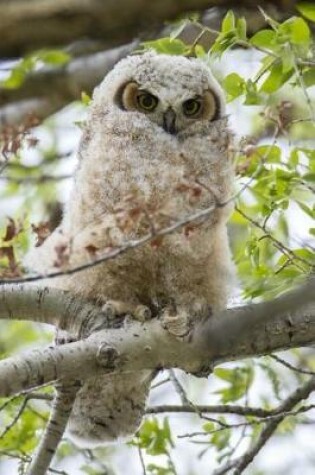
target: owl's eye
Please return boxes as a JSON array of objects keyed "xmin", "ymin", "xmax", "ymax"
[
  {"xmin": 136, "ymin": 92, "xmax": 158, "ymax": 112},
  {"xmin": 182, "ymin": 98, "xmax": 202, "ymax": 117}
]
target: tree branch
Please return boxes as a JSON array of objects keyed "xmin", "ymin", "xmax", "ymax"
[
  {"xmin": 0, "ymin": 284, "xmax": 104, "ymax": 332},
  {"xmin": 214, "ymin": 375, "xmax": 315, "ymax": 474},
  {"xmin": 0, "ymin": 0, "xmax": 297, "ymax": 58},
  {"xmin": 27, "ymin": 384, "xmax": 78, "ymax": 475},
  {"xmin": 146, "ymin": 404, "xmax": 277, "ymax": 418},
  {"xmin": 0, "ymin": 1, "xmax": 300, "ymax": 127},
  {"xmin": 0, "ymin": 279, "xmax": 314, "ymax": 398}
]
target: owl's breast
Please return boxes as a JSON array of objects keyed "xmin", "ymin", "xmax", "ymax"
[{"xmin": 71, "ymin": 114, "xmax": 233, "ymax": 234}]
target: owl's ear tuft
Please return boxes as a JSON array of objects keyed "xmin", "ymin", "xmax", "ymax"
[{"xmin": 115, "ymin": 81, "xmax": 139, "ymax": 111}]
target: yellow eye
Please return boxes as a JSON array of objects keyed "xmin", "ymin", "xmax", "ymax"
[
  {"xmin": 183, "ymin": 98, "xmax": 202, "ymax": 117},
  {"xmin": 136, "ymin": 92, "xmax": 158, "ymax": 112}
]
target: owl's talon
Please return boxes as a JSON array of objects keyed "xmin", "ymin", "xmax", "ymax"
[
  {"xmin": 134, "ymin": 305, "xmax": 152, "ymax": 322},
  {"xmin": 162, "ymin": 311, "xmax": 190, "ymax": 338},
  {"xmin": 101, "ymin": 302, "xmax": 117, "ymax": 320},
  {"xmin": 102, "ymin": 300, "xmax": 151, "ymax": 323}
]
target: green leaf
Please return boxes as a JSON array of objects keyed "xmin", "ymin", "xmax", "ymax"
[
  {"xmin": 256, "ymin": 145, "xmax": 281, "ymax": 162},
  {"xmin": 281, "ymin": 45, "xmax": 295, "ymax": 73},
  {"xmin": 81, "ymin": 91, "xmax": 91, "ymax": 106},
  {"xmin": 279, "ymin": 17, "xmax": 310, "ymax": 45},
  {"xmin": 302, "ymin": 173, "xmax": 315, "ymax": 183},
  {"xmin": 36, "ymin": 49, "xmax": 70, "ymax": 65},
  {"xmin": 296, "ymin": 1, "xmax": 315, "ymax": 22},
  {"xmin": 194, "ymin": 44, "xmax": 206, "ymax": 58},
  {"xmin": 296, "ymin": 201, "xmax": 314, "ymax": 218},
  {"xmin": 214, "ymin": 366, "xmax": 255, "ymax": 403},
  {"xmin": 2, "ymin": 68, "xmax": 26, "ymax": 89},
  {"xmin": 214, "ymin": 367, "xmax": 235, "ymax": 382},
  {"xmin": 223, "ymin": 73, "xmax": 245, "ymax": 101},
  {"xmin": 142, "ymin": 38, "xmax": 188, "ymax": 55},
  {"xmin": 1, "ymin": 49, "xmax": 70, "ymax": 89},
  {"xmin": 132, "ymin": 418, "xmax": 173, "ymax": 456},
  {"xmin": 260, "ymin": 62, "xmax": 294, "ymax": 93},
  {"xmin": 236, "ymin": 17, "xmax": 247, "ymax": 40},
  {"xmin": 203, "ymin": 422, "xmax": 215, "ymax": 432},
  {"xmin": 302, "ymin": 68, "xmax": 315, "ymax": 87},
  {"xmin": 222, "ymin": 10, "xmax": 235, "ymax": 33},
  {"xmin": 209, "ymin": 418, "xmax": 232, "ymax": 452},
  {"xmin": 244, "ymin": 79, "xmax": 262, "ymax": 105},
  {"xmin": 250, "ymin": 29, "xmax": 277, "ymax": 49}
]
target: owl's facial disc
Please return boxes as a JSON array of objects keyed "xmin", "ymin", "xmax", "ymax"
[{"xmin": 116, "ymin": 81, "xmax": 220, "ymax": 134}]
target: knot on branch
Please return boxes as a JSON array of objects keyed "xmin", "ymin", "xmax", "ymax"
[{"xmin": 96, "ymin": 344, "xmax": 120, "ymax": 369}]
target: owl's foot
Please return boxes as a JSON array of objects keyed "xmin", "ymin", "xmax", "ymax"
[
  {"xmin": 161, "ymin": 308, "xmax": 190, "ymax": 338},
  {"xmin": 102, "ymin": 300, "xmax": 152, "ymax": 323}
]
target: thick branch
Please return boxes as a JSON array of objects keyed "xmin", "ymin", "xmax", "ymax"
[
  {"xmin": 195, "ymin": 277, "xmax": 315, "ymax": 363},
  {"xmin": 0, "ymin": 1, "xmax": 299, "ymax": 127},
  {"xmin": 0, "ymin": 284, "xmax": 103, "ymax": 332},
  {"xmin": 0, "ymin": 280, "xmax": 314, "ymax": 397},
  {"xmin": 0, "ymin": 0, "xmax": 296, "ymax": 58}
]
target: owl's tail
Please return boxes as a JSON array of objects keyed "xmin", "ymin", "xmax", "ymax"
[{"xmin": 67, "ymin": 370, "xmax": 154, "ymax": 447}]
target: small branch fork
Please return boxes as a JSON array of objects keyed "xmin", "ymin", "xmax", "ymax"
[{"xmin": 213, "ymin": 375, "xmax": 315, "ymax": 475}]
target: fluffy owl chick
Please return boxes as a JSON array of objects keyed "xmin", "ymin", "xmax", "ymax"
[{"xmin": 27, "ymin": 51, "xmax": 235, "ymax": 446}]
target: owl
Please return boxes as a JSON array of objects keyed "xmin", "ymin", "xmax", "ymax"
[{"xmin": 27, "ymin": 51, "xmax": 235, "ymax": 447}]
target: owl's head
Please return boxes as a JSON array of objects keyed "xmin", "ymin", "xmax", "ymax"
[{"xmin": 94, "ymin": 51, "xmax": 226, "ymax": 135}]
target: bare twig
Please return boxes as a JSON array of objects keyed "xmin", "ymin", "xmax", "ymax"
[
  {"xmin": 138, "ymin": 447, "xmax": 147, "ymax": 475},
  {"xmin": 270, "ymin": 354, "xmax": 315, "ymax": 377},
  {"xmin": 146, "ymin": 404, "xmax": 278, "ymax": 418},
  {"xmin": 0, "ymin": 130, "xmax": 281, "ymax": 287},
  {"xmin": 214, "ymin": 375, "xmax": 315, "ymax": 475},
  {"xmin": 178, "ymin": 404, "xmax": 315, "ymax": 438}
]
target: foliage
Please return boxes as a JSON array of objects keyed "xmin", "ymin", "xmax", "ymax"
[
  {"xmin": 1, "ymin": 50, "xmax": 70, "ymax": 89},
  {"xmin": 0, "ymin": 5, "xmax": 314, "ymax": 475}
]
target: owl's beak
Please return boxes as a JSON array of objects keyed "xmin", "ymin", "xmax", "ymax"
[{"xmin": 163, "ymin": 108, "xmax": 177, "ymax": 135}]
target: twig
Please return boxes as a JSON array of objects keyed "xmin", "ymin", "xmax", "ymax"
[
  {"xmin": 235, "ymin": 206, "xmax": 313, "ymax": 268},
  {"xmin": 146, "ymin": 404, "xmax": 276, "ymax": 418},
  {"xmin": 0, "ymin": 174, "xmax": 72, "ymax": 184},
  {"xmin": 0, "ymin": 201, "xmax": 218, "ymax": 284},
  {"xmin": 177, "ymin": 404, "xmax": 315, "ymax": 438},
  {"xmin": 214, "ymin": 375, "xmax": 315, "ymax": 475},
  {"xmin": 169, "ymin": 369, "xmax": 190, "ymax": 405},
  {"xmin": 290, "ymin": 46, "xmax": 315, "ymax": 122},
  {"xmin": 150, "ymin": 376, "xmax": 171, "ymax": 390},
  {"xmin": 0, "ymin": 396, "xmax": 28, "ymax": 438},
  {"xmin": 168, "ymin": 370, "xmax": 229, "ymax": 426},
  {"xmin": 270, "ymin": 354, "xmax": 315, "ymax": 376},
  {"xmin": 138, "ymin": 446, "xmax": 147, "ymax": 475},
  {"xmin": 0, "ymin": 125, "xmax": 279, "ymax": 286}
]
